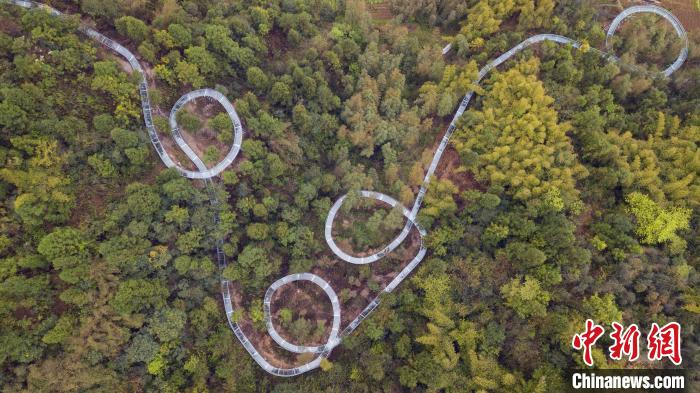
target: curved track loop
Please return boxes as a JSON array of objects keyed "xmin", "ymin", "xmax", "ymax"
[
  {"xmin": 4, "ymin": 0, "xmax": 687, "ymax": 376},
  {"xmin": 55, "ymin": 1, "xmax": 243, "ymax": 179},
  {"xmin": 605, "ymin": 5, "xmax": 688, "ymax": 77},
  {"xmin": 264, "ymin": 273, "xmax": 341, "ymax": 354},
  {"xmin": 169, "ymin": 89, "xmax": 243, "ymax": 178}
]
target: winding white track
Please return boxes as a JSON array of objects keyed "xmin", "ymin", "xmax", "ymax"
[
  {"xmin": 67, "ymin": 3, "xmax": 243, "ymax": 179},
  {"xmin": 3, "ymin": 1, "xmax": 688, "ymax": 376}
]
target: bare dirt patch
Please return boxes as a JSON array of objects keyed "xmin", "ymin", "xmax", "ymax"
[
  {"xmin": 647, "ymin": 0, "xmax": 700, "ymax": 31},
  {"xmin": 266, "ymin": 27, "xmax": 289, "ymax": 58},
  {"xmin": 226, "ymin": 281, "xmax": 315, "ymax": 368},
  {"xmin": 69, "ymin": 182, "xmax": 109, "ymax": 227},
  {"xmin": 426, "ymin": 119, "xmax": 484, "ymax": 194},
  {"xmin": 315, "ymin": 226, "xmax": 422, "ymax": 327},
  {"xmin": 368, "ymin": 1, "xmax": 393, "ymax": 20},
  {"xmin": 0, "ymin": 15, "xmax": 21, "ymax": 35},
  {"xmin": 601, "ymin": 1, "xmax": 700, "ymax": 33},
  {"xmin": 434, "ymin": 143, "xmax": 484, "ymax": 193},
  {"xmin": 575, "ymin": 206, "xmax": 595, "ymax": 238},
  {"xmin": 156, "ymin": 126, "xmax": 198, "ymax": 171}
]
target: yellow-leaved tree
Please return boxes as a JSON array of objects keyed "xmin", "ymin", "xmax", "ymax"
[
  {"xmin": 0, "ymin": 137, "xmax": 74, "ymax": 228},
  {"xmin": 452, "ymin": 57, "xmax": 587, "ymax": 210},
  {"xmin": 626, "ymin": 192, "xmax": 691, "ymax": 254}
]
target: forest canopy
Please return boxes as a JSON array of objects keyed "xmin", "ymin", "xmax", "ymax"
[{"xmin": 0, "ymin": 0, "xmax": 698, "ymax": 391}]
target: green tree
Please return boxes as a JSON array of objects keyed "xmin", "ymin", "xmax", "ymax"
[
  {"xmin": 246, "ymin": 66, "xmax": 269, "ymax": 91},
  {"xmin": 210, "ymin": 112, "xmax": 233, "ymax": 134},
  {"xmin": 81, "ymin": 0, "xmax": 118, "ymax": 19},
  {"xmin": 41, "ymin": 315, "xmax": 75, "ymax": 345},
  {"xmin": 168, "ymin": 23, "xmax": 192, "ymax": 47},
  {"xmin": 177, "ymin": 228, "xmax": 204, "ymax": 254},
  {"xmin": 0, "ymin": 138, "xmax": 74, "ymax": 227},
  {"xmin": 37, "ymin": 228, "xmax": 89, "ymax": 271},
  {"xmin": 270, "ymin": 81, "xmax": 292, "ymax": 106},
  {"xmin": 111, "ymin": 279, "xmax": 169, "ymax": 315},
  {"xmin": 176, "ymin": 110, "xmax": 202, "ymax": 133},
  {"xmin": 174, "ymin": 61, "xmax": 204, "ymax": 88},
  {"xmin": 185, "ymin": 46, "xmax": 217, "ymax": 78},
  {"xmin": 222, "ymin": 245, "xmax": 279, "ymax": 290},
  {"xmin": 126, "ymin": 183, "xmax": 161, "ymax": 217},
  {"xmin": 246, "ymin": 223, "xmax": 269, "ymax": 240},
  {"xmin": 148, "ymin": 308, "xmax": 187, "ymax": 342},
  {"xmin": 500, "ymin": 275, "xmax": 551, "ymax": 318},
  {"xmin": 115, "ymin": 16, "xmax": 150, "ymax": 43}
]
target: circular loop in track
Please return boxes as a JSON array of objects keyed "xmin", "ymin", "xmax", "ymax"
[
  {"xmin": 168, "ymin": 89, "xmax": 243, "ymax": 179},
  {"xmin": 325, "ymin": 191, "xmax": 425, "ymax": 265},
  {"xmin": 263, "ymin": 273, "xmax": 341, "ymax": 353},
  {"xmin": 605, "ymin": 5, "xmax": 688, "ymax": 77}
]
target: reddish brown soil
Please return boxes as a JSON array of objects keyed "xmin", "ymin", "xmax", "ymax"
[
  {"xmin": 312, "ymin": 227, "xmax": 422, "ymax": 327},
  {"xmin": 605, "ymin": 1, "xmax": 700, "ymax": 32},
  {"xmin": 266, "ymin": 27, "xmax": 289, "ymax": 57},
  {"xmin": 368, "ymin": 1, "xmax": 393, "ymax": 20},
  {"xmin": 575, "ymin": 206, "xmax": 595, "ymax": 238},
  {"xmin": 0, "ymin": 15, "xmax": 21, "ymax": 35},
  {"xmin": 69, "ymin": 183, "xmax": 108, "ymax": 226},
  {"xmin": 652, "ymin": 0, "xmax": 700, "ymax": 31},
  {"xmin": 140, "ymin": 160, "xmax": 168, "ymax": 185},
  {"xmin": 434, "ymin": 144, "xmax": 484, "ymax": 192},
  {"xmin": 158, "ymin": 129, "xmax": 198, "ymax": 171},
  {"xmin": 225, "ymin": 221, "xmax": 423, "ymax": 362},
  {"xmin": 366, "ymin": 230, "xmax": 423, "ymax": 290},
  {"xmin": 13, "ymin": 306, "xmax": 35, "ymax": 320},
  {"xmin": 225, "ymin": 280, "xmax": 324, "ymax": 368},
  {"xmin": 427, "ymin": 118, "xmax": 484, "ymax": 193}
]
